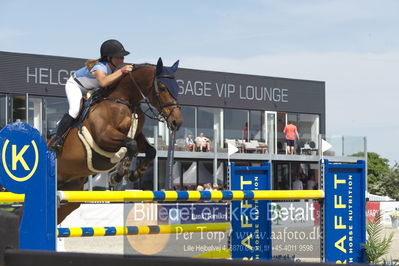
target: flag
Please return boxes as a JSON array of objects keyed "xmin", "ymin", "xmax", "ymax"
[
  {"xmin": 228, "ymin": 143, "xmax": 239, "ymax": 156},
  {"xmin": 322, "ymin": 139, "xmax": 332, "ymax": 153}
]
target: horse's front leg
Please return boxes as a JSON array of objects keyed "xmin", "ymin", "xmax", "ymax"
[
  {"xmin": 126, "ymin": 133, "xmax": 156, "ymax": 183},
  {"xmin": 109, "ymin": 156, "xmax": 131, "ymax": 186},
  {"xmin": 123, "ymin": 137, "xmax": 138, "ymax": 157},
  {"xmin": 108, "ymin": 134, "xmax": 139, "ymax": 186}
]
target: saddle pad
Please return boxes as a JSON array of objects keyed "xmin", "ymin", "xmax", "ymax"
[
  {"xmin": 78, "ymin": 126, "xmax": 126, "ymax": 173},
  {"xmin": 77, "ymin": 113, "xmax": 139, "ymax": 173}
]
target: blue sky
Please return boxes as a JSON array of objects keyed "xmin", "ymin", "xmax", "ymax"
[{"xmin": 1, "ymin": 0, "xmax": 398, "ymax": 165}]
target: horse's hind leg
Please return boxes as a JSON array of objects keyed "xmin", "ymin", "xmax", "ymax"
[
  {"xmin": 126, "ymin": 133, "xmax": 156, "ymax": 183},
  {"xmin": 57, "ymin": 177, "xmax": 87, "ymax": 224}
]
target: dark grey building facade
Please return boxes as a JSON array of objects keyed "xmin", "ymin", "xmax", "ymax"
[{"xmin": 1, "ymin": 51, "xmax": 331, "ymax": 191}]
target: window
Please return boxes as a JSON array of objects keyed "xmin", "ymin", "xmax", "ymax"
[
  {"xmin": 28, "ymin": 97, "xmax": 43, "ymax": 134},
  {"xmin": 141, "ymin": 115, "xmax": 158, "ymax": 141},
  {"xmin": 197, "ymin": 161, "xmax": 213, "ymax": 186},
  {"xmin": 197, "ymin": 107, "xmax": 217, "ymax": 140},
  {"xmin": 176, "ymin": 106, "xmax": 196, "ymax": 139},
  {"xmin": 170, "ymin": 159, "xmax": 226, "ymax": 190},
  {"xmin": 298, "ymin": 114, "xmax": 319, "ymax": 147},
  {"xmin": 45, "ymin": 97, "xmax": 68, "ymax": 139},
  {"xmin": 273, "ymin": 162, "xmax": 319, "ymax": 190},
  {"xmin": 11, "ymin": 95, "xmax": 26, "ymax": 123},
  {"xmin": 273, "ymin": 162, "xmax": 289, "ymax": 190},
  {"xmin": 0, "ymin": 95, "xmax": 6, "ymax": 128},
  {"xmin": 224, "ymin": 109, "xmax": 248, "ymax": 140},
  {"xmin": 181, "ymin": 161, "xmax": 197, "ymax": 189},
  {"xmin": 250, "ymin": 111, "xmax": 264, "ymax": 141},
  {"xmin": 285, "ymin": 113, "xmax": 320, "ymax": 154},
  {"xmin": 158, "ymin": 159, "xmax": 167, "ymax": 189}
]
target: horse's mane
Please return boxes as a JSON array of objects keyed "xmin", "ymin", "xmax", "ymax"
[
  {"xmin": 132, "ymin": 63, "xmax": 155, "ymax": 70},
  {"xmin": 115, "ymin": 63, "xmax": 154, "ymax": 71}
]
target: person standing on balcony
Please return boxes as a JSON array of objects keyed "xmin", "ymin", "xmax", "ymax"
[
  {"xmin": 283, "ymin": 121, "xmax": 299, "ymax": 155},
  {"xmin": 242, "ymin": 122, "xmax": 249, "ymax": 142}
]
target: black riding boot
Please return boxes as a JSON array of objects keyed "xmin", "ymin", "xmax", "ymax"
[{"xmin": 48, "ymin": 113, "xmax": 75, "ymax": 152}]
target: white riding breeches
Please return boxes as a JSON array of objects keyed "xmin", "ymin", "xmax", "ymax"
[{"xmin": 65, "ymin": 77, "xmax": 86, "ymax": 119}]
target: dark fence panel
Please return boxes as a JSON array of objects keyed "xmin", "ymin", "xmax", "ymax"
[{"xmin": 3, "ymin": 249, "xmax": 353, "ymax": 266}]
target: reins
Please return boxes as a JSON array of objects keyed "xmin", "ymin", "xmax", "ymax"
[
  {"xmin": 126, "ymin": 68, "xmax": 180, "ymax": 122},
  {"xmin": 97, "ymin": 65, "xmax": 180, "ymax": 124}
]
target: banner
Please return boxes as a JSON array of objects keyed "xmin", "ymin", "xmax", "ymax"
[
  {"xmin": 230, "ymin": 162, "xmax": 271, "ymax": 260},
  {"xmin": 324, "ymin": 160, "xmax": 366, "ymax": 263}
]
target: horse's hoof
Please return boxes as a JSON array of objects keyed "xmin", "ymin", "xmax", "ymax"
[
  {"xmin": 126, "ymin": 150, "xmax": 138, "ymax": 158},
  {"xmin": 125, "ymin": 139, "xmax": 138, "ymax": 153},
  {"xmin": 126, "ymin": 170, "xmax": 141, "ymax": 183},
  {"xmin": 109, "ymin": 172, "xmax": 123, "ymax": 186}
]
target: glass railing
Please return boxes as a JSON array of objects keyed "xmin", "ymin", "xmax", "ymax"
[
  {"xmin": 154, "ymin": 128, "xmax": 366, "ymax": 159},
  {"xmin": 322, "ymin": 135, "xmax": 366, "ymax": 158}
]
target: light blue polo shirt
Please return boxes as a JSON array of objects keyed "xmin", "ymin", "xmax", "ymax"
[{"xmin": 73, "ymin": 62, "xmax": 112, "ymax": 89}]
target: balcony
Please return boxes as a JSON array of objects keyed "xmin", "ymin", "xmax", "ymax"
[{"xmin": 149, "ymin": 129, "xmax": 366, "ymax": 163}]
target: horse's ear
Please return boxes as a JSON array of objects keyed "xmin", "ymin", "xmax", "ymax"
[
  {"xmin": 171, "ymin": 60, "xmax": 179, "ymax": 72},
  {"xmin": 156, "ymin": 57, "xmax": 163, "ymax": 76}
]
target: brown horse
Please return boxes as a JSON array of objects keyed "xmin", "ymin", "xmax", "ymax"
[{"xmin": 53, "ymin": 58, "xmax": 183, "ymax": 224}]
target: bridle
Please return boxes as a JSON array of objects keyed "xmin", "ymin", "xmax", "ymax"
[{"xmin": 126, "ymin": 68, "xmax": 181, "ymax": 123}]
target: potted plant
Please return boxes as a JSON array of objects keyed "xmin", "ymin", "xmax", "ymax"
[
  {"xmin": 364, "ymin": 211, "xmax": 394, "ymax": 264},
  {"xmin": 389, "ymin": 211, "xmax": 399, "ymax": 228}
]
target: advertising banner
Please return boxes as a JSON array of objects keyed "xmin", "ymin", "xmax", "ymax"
[
  {"xmin": 230, "ymin": 162, "xmax": 271, "ymax": 260},
  {"xmin": 158, "ymin": 203, "xmax": 229, "ymax": 224},
  {"xmin": 324, "ymin": 160, "xmax": 366, "ymax": 263}
]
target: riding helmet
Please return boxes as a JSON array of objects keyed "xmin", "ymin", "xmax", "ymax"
[{"xmin": 100, "ymin": 39, "xmax": 130, "ymax": 58}]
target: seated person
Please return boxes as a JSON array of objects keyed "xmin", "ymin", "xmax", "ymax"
[
  {"xmin": 204, "ymin": 183, "xmax": 212, "ymax": 191},
  {"xmin": 185, "ymin": 134, "xmax": 195, "ymax": 151},
  {"xmin": 196, "ymin": 185, "xmax": 204, "ymax": 191},
  {"xmin": 307, "ymin": 175, "xmax": 318, "ymax": 190},
  {"xmin": 195, "ymin": 132, "xmax": 211, "ymax": 152},
  {"xmin": 292, "ymin": 176, "xmax": 303, "ymax": 190}
]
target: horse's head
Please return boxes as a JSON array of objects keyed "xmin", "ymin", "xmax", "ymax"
[
  {"xmin": 147, "ymin": 58, "xmax": 183, "ymax": 131},
  {"xmin": 116, "ymin": 58, "xmax": 183, "ymax": 131}
]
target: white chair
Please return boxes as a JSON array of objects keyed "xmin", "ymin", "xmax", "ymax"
[
  {"xmin": 248, "ymin": 140, "xmax": 268, "ymax": 153},
  {"xmin": 225, "ymin": 139, "xmax": 236, "ymax": 147},
  {"xmin": 175, "ymin": 138, "xmax": 186, "ymax": 151},
  {"xmin": 236, "ymin": 139, "xmax": 245, "ymax": 152},
  {"xmin": 244, "ymin": 142, "xmax": 257, "ymax": 153},
  {"xmin": 250, "ymin": 140, "xmax": 259, "ymax": 146}
]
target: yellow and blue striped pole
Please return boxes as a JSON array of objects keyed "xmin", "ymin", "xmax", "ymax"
[
  {"xmin": 1, "ymin": 190, "xmax": 325, "ymax": 203},
  {"xmin": 57, "ymin": 222, "xmax": 230, "ymax": 237},
  {"xmin": 58, "ymin": 190, "xmax": 324, "ymax": 203}
]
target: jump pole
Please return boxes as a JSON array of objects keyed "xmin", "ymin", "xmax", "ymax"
[
  {"xmin": 57, "ymin": 223, "xmax": 230, "ymax": 238},
  {"xmin": 0, "ymin": 190, "xmax": 324, "ymax": 203}
]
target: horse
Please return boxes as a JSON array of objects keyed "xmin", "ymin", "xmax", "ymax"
[{"xmin": 52, "ymin": 58, "xmax": 183, "ymax": 224}]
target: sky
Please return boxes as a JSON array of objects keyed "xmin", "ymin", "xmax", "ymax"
[{"xmin": 1, "ymin": 0, "xmax": 398, "ymax": 165}]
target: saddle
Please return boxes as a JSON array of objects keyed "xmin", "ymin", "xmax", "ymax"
[
  {"xmin": 49, "ymin": 88, "xmax": 108, "ymax": 137},
  {"xmin": 76, "ymin": 88, "xmax": 109, "ymax": 126}
]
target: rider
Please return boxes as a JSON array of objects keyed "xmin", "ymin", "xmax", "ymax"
[{"xmin": 48, "ymin": 39, "xmax": 134, "ymax": 152}]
